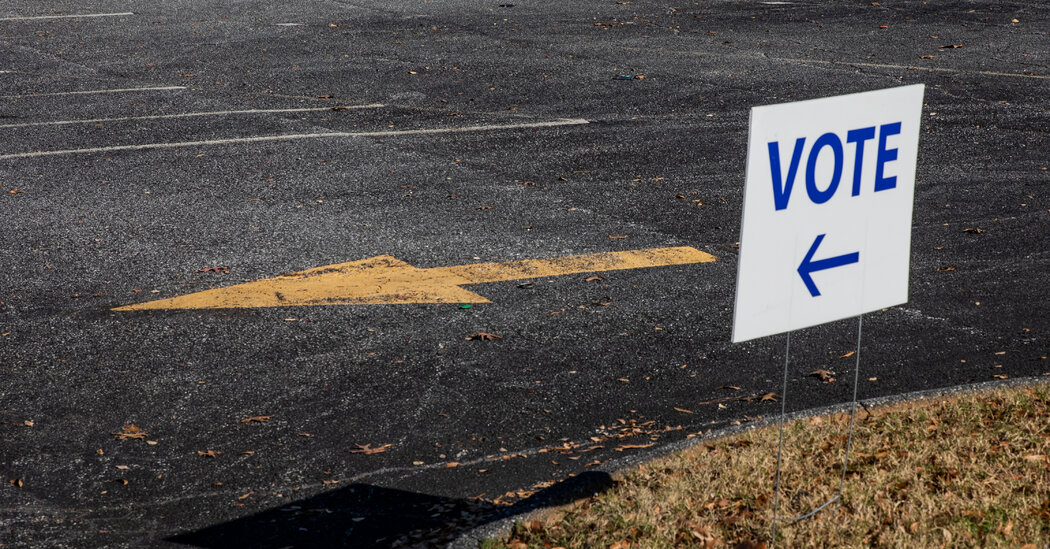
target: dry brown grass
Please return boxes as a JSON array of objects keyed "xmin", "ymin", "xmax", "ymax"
[{"xmin": 487, "ymin": 382, "xmax": 1050, "ymax": 548}]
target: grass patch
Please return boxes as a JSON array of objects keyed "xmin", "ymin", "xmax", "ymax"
[{"xmin": 487, "ymin": 383, "xmax": 1050, "ymax": 547}]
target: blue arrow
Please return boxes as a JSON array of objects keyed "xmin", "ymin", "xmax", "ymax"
[{"xmin": 797, "ymin": 234, "xmax": 859, "ymax": 297}]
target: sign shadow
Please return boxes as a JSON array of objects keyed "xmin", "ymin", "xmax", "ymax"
[{"xmin": 167, "ymin": 471, "xmax": 614, "ymax": 548}]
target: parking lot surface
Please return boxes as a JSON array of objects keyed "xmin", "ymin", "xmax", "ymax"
[{"xmin": 1, "ymin": 1, "xmax": 1047, "ymax": 546}]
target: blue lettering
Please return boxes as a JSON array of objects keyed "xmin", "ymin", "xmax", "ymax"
[
  {"xmin": 875, "ymin": 122, "xmax": 901, "ymax": 192},
  {"xmin": 768, "ymin": 137, "xmax": 806, "ymax": 211},
  {"xmin": 805, "ymin": 132, "xmax": 843, "ymax": 205},
  {"xmin": 846, "ymin": 126, "xmax": 876, "ymax": 196}
]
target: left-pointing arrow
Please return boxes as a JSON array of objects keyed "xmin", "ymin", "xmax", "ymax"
[
  {"xmin": 797, "ymin": 234, "xmax": 859, "ymax": 298},
  {"xmin": 112, "ymin": 246, "xmax": 716, "ymax": 311}
]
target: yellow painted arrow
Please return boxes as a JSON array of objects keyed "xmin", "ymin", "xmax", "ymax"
[{"xmin": 112, "ymin": 246, "xmax": 716, "ymax": 311}]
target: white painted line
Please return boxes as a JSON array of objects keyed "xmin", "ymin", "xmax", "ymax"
[
  {"xmin": 620, "ymin": 46, "xmax": 1050, "ymax": 81},
  {"xmin": 782, "ymin": 57, "xmax": 1050, "ymax": 81},
  {"xmin": 0, "ymin": 12, "xmax": 133, "ymax": 22},
  {"xmin": 275, "ymin": 23, "xmax": 304, "ymax": 26},
  {"xmin": 1, "ymin": 86, "xmax": 186, "ymax": 99},
  {"xmin": 0, "ymin": 104, "xmax": 387, "ymax": 129},
  {"xmin": 0, "ymin": 118, "xmax": 589, "ymax": 160}
]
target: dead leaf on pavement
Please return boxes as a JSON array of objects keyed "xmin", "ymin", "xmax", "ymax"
[
  {"xmin": 113, "ymin": 424, "xmax": 148, "ymax": 440},
  {"xmin": 809, "ymin": 369, "xmax": 835, "ymax": 382},
  {"xmin": 197, "ymin": 450, "xmax": 222, "ymax": 458},
  {"xmin": 196, "ymin": 266, "xmax": 229, "ymax": 274},
  {"xmin": 608, "ymin": 235, "xmax": 628, "ymax": 239},
  {"xmin": 238, "ymin": 415, "xmax": 271, "ymax": 423},
  {"xmin": 350, "ymin": 443, "xmax": 393, "ymax": 455},
  {"xmin": 467, "ymin": 332, "xmax": 502, "ymax": 341},
  {"xmin": 717, "ymin": 385, "xmax": 741, "ymax": 391},
  {"xmin": 584, "ymin": 276, "xmax": 604, "ymax": 282},
  {"xmin": 759, "ymin": 392, "xmax": 778, "ymax": 402},
  {"xmin": 839, "ymin": 351, "xmax": 855, "ymax": 359},
  {"xmin": 615, "ymin": 443, "xmax": 655, "ymax": 451},
  {"xmin": 674, "ymin": 407, "xmax": 694, "ymax": 414}
]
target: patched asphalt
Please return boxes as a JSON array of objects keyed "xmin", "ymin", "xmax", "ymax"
[{"xmin": 1, "ymin": 1, "xmax": 1047, "ymax": 547}]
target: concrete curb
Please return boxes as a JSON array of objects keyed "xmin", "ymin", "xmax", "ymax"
[{"xmin": 450, "ymin": 375, "xmax": 1050, "ymax": 548}]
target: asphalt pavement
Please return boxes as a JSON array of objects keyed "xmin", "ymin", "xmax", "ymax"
[{"xmin": 1, "ymin": 1, "xmax": 1047, "ymax": 547}]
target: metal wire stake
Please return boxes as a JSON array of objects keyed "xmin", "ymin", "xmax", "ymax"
[
  {"xmin": 770, "ymin": 314, "xmax": 865, "ymax": 544},
  {"xmin": 839, "ymin": 314, "xmax": 864, "ymax": 493},
  {"xmin": 771, "ymin": 331, "xmax": 791, "ymax": 542}
]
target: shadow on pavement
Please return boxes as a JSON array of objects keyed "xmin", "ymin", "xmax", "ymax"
[{"xmin": 167, "ymin": 471, "xmax": 615, "ymax": 548}]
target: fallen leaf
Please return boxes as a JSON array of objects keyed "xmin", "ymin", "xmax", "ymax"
[
  {"xmin": 809, "ymin": 369, "xmax": 835, "ymax": 382},
  {"xmin": 940, "ymin": 43, "xmax": 963, "ymax": 49},
  {"xmin": 195, "ymin": 266, "xmax": 229, "ymax": 274},
  {"xmin": 992, "ymin": 374, "xmax": 1009, "ymax": 380},
  {"xmin": 674, "ymin": 407, "xmax": 694, "ymax": 414},
  {"xmin": 23, "ymin": 420, "xmax": 33, "ymax": 427},
  {"xmin": 115, "ymin": 465, "xmax": 130, "ymax": 470},
  {"xmin": 608, "ymin": 235, "xmax": 628, "ymax": 239},
  {"xmin": 197, "ymin": 450, "xmax": 222, "ymax": 458},
  {"xmin": 615, "ymin": 443, "xmax": 655, "ymax": 451},
  {"xmin": 445, "ymin": 462, "xmax": 459, "ymax": 468},
  {"xmin": 113, "ymin": 424, "xmax": 148, "ymax": 440},
  {"xmin": 617, "ymin": 378, "xmax": 630, "ymax": 383},
  {"xmin": 920, "ymin": 55, "xmax": 936, "ymax": 59},
  {"xmin": 839, "ymin": 351, "xmax": 855, "ymax": 359},
  {"xmin": 475, "ymin": 205, "xmax": 492, "ymax": 210},
  {"xmin": 350, "ymin": 443, "xmax": 393, "ymax": 455},
  {"xmin": 9, "ymin": 479, "xmax": 23, "ymax": 488},
  {"xmin": 467, "ymin": 332, "xmax": 502, "ymax": 341},
  {"xmin": 8, "ymin": 189, "xmax": 23, "ymax": 194},
  {"xmin": 963, "ymin": 227, "xmax": 985, "ymax": 234},
  {"xmin": 584, "ymin": 276, "xmax": 604, "ymax": 282},
  {"xmin": 717, "ymin": 385, "xmax": 741, "ymax": 391},
  {"xmin": 238, "ymin": 492, "xmax": 253, "ymax": 500},
  {"xmin": 239, "ymin": 415, "xmax": 271, "ymax": 424},
  {"xmin": 759, "ymin": 393, "xmax": 778, "ymax": 402}
]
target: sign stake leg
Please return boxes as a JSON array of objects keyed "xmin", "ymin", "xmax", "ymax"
[
  {"xmin": 770, "ymin": 314, "xmax": 865, "ymax": 544},
  {"xmin": 771, "ymin": 331, "xmax": 791, "ymax": 541}
]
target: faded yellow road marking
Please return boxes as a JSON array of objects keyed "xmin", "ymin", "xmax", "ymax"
[{"xmin": 113, "ymin": 247, "xmax": 715, "ymax": 311}]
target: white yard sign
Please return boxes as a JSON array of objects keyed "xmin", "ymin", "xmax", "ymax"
[{"xmin": 732, "ymin": 85, "xmax": 925, "ymax": 343}]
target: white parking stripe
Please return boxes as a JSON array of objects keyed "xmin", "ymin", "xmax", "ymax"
[
  {"xmin": 0, "ymin": 12, "xmax": 134, "ymax": 21},
  {"xmin": 0, "ymin": 104, "xmax": 387, "ymax": 129},
  {"xmin": 0, "ymin": 86, "xmax": 186, "ymax": 98},
  {"xmin": 620, "ymin": 46, "xmax": 1050, "ymax": 81},
  {"xmin": 0, "ymin": 118, "xmax": 589, "ymax": 160}
]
